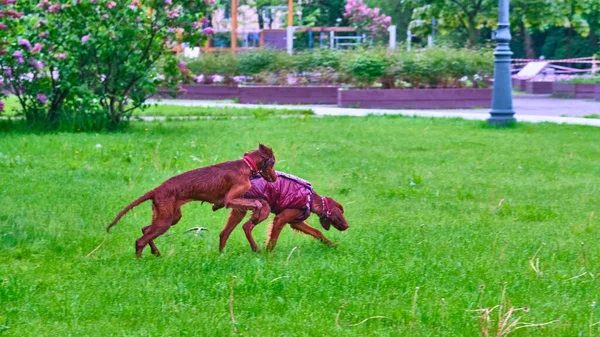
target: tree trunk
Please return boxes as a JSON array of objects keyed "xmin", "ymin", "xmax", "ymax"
[
  {"xmin": 523, "ymin": 26, "xmax": 536, "ymax": 59},
  {"xmin": 590, "ymin": 29, "xmax": 598, "ymax": 52},
  {"xmin": 258, "ymin": 7, "xmax": 264, "ymax": 30},
  {"xmin": 567, "ymin": 26, "xmax": 573, "ymax": 59},
  {"xmin": 466, "ymin": 22, "xmax": 479, "ymax": 47}
]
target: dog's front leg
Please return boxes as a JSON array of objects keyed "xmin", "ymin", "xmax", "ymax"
[
  {"xmin": 212, "ymin": 202, "xmax": 225, "ymax": 212},
  {"xmin": 223, "ymin": 184, "xmax": 262, "ymax": 213}
]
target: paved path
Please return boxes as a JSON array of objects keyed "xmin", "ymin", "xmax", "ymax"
[{"xmin": 146, "ymin": 93, "xmax": 600, "ymax": 127}]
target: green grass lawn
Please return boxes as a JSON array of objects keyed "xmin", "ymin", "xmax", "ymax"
[
  {"xmin": 1, "ymin": 95, "xmax": 312, "ymax": 117},
  {"xmin": 2, "ymin": 116, "xmax": 600, "ymax": 336}
]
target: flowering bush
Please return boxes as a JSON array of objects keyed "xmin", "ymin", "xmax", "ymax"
[
  {"xmin": 343, "ymin": 0, "xmax": 392, "ymax": 38},
  {"xmin": 0, "ymin": 0, "xmax": 213, "ymax": 130}
]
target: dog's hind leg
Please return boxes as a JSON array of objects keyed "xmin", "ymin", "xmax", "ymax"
[
  {"xmin": 243, "ymin": 200, "xmax": 270, "ymax": 252},
  {"xmin": 142, "ymin": 225, "xmax": 161, "ymax": 257},
  {"xmin": 142, "ymin": 207, "xmax": 181, "ymax": 257},
  {"xmin": 266, "ymin": 209, "xmax": 304, "ymax": 252},
  {"xmin": 290, "ymin": 221, "xmax": 336, "ymax": 246},
  {"xmin": 219, "ymin": 208, "xmax": 247, "ymax": 253},
  {"xmin": 172, "ymin": 207, "xmax": 182, "ymax": 226},
  {"xmin": 135, "ymin": 200, "xmax": 174, "ymax": 258}
]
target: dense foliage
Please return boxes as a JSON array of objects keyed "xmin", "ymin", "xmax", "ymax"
[
  {"xmin": 186, "ymin": 47, "xmax": 494, "ymax": 88},
  {"xmin": 0, "ymin": 0, "xmax": 213, "ymax": 131}
]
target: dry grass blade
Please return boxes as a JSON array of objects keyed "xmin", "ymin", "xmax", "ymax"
[
  {"xmin": 411, "ymin": 286, "xmax": 420, "ymax": 328},
  {"xmin": 514, "ymin": 319, "xmax": 560, "ymax": 330},
  {"xmin": 496, "ymin": 307, "xmax": 515, "ymax": 336},
  {"xmin": 335, "ymin": 305, "xmax": 344, "ymax": 328},
  {"xmin": 286, "ymin": 246, "xmax": 299, "ymax": 264},
  {"xmin": 348, "ymin": 316, "xmax": 388, "ymax": 327},
  {"xmin": 529, "ymin": 246, "xmax": 543, "ymax": 278},
  {"xmin": 86, "ymin": 236, "xmax": 107, "ymax": 258},
  {"xmin": 566, "ymin": 272, "xmax": 587, "ymax": 281},
  {"xmin": 229, "ymin": 275, "xmax": 238, "ymax": 334},
  {"xmin": 269, "ymin": 276, "xmax": 290, "ymax": 283}
]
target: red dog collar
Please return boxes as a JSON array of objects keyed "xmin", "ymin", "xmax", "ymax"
[
  {"xmin": 243, "ymin": 155, "xmax": 258, "ymax": 173},
  {"xmin": 322, "ymin": 196, "xmax": 331, "ymax": 218}
]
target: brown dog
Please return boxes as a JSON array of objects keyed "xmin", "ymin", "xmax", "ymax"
[
  {"xmin": 107, "ymin": 144, "xmax": 277, "ymax": 258},
  {"xmin": 215, "ymin": 172, "xmax": 349, "ymax": 252}
]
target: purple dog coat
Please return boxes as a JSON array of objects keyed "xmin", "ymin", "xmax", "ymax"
[{"xmin": 244, "ymin": 172, "xmax": 314, "ymax": 221}]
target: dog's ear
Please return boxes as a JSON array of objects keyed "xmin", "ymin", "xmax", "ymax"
[
  {"xmin": 320, "ymin": 218, "xmax": 331, "ymax": 231},
  {"xmin": 258, "ymin": 143, "xmax": 273, "ymax": 156}
]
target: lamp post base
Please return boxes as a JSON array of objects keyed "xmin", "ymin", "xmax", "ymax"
[{"xmin": 488, "ymin": 110, "xmax": 516, "ymax": 126}]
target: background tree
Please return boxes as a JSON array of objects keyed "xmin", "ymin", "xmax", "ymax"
[
  {"xmin": 0, "ymin": 0, "xmax": 213, "ymax": 130},
  {"xmin": 403, "ymin": 0, "xmax": 495, "ymax": 47}
]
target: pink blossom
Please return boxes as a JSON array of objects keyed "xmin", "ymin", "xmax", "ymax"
[
  {"xmin": 36, "ymin": 93, "xmax": 47, "ymax": 104},
  {"xmin": 203, "ymin": 0, "xmax": 215, "ymax": 4},
  {"xmin": 13, "ymin": 50, "xmax": 23, "ymax": 63},
  {"xmin": 0, "ymin": 23, "xmax": 6, "ymax": 30},
  {"xmin": 4, "ymin": 68, "xmax": 12, "ymax": 77},
  {"xmin": 129, "ymin": 0, "xmax": 139, "ymax": 10},
  {"xmin": 37, "ymin": 0, "xmax": 51, "ymax": 9},
  {"xmin": 192, "ymin": 21, "xmax": 202, "ymax": 29},
  {"xmin": 193, "ymin": 74, "xmax": 204, "ymax": 83},
  {"xmin": 383, "ymin": 16, "xmax": 391, "ymax": 23},
  {"xmin": 81, "ymin": 35, "xmax": 90, "ymax": 43},
  {"xmin": 48, "ymin": 3, "xmax": 61, "ymax": 13},
  {"xmin": 0, "ymin": 101, "xmax": 4, "ymax": 113},
  {"xmin": 164, "ymin": 0, "xmax": 171, "ymax": 4},
  {"xmin": 167, "ymin": 9, "xmax": 179, "ymax": 18},
  {"xmin": 54, "ymin": 53, "xmax": 66, "ymax": 59},
  {"xmin": 202, "ymin": 27, "xmax": 215, "ymax": 35},
  {"xmin": 102, "ymin": 13, "xmax": 109, "ymax": 19},
  {"xmin": 30, "ymin": 60, "xmax": 44, "ymax": 69},
  {"xmin": 211, "ymin": 74, "xmax": 223, "ymax": 83},
  {"xmin": 167, "ymin": 27, "xmax": 177, "ymax": 33},
  {"xmin": 200, "ymin": 17, "xmax": 209, "ymax": 24},
  {"xmin": 18, "ymin": 38, "xmax": 32, "ymax": 50},
  {"xmin": 5, "ymin": 10, "xmax": 24, "ymax": 18},
  {"xmin": 106, "ymin": 1, "xmax": 116, "ymax": 8},
  {"xmin": 178, "ymin": 61, "xmax": 187, "ymax": 68},
  {"xmin": 38, "ymin": 32, "xmax": 49, "ymax": 38},
  {"xmin": 2, "ymin": 0, "xmax": 16, "ymax": 4}
]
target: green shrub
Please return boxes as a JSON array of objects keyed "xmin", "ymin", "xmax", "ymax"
[
  {"xmin": 561, "ymin": 77, "xmax": 600, "ymax": 84},
  {"xmin": 387, "ymin": 47, "xmax": 494, "ymax": 88},
  {"xmin": 237, "ymin": 49, "xmax": 292, "ymax": 75},
  {"xmin": 293, "ymin": 49, "xmax": 341, "ymax": 73},
  {"xmin": 184, "ymin": 47, "xmax": 494, "ymax": 89},
  {"xmin": 343, "ymin": 50, "xmax": 385, "ymax": 87},
  {"xmin": 186, "ymin": 52, "xmax": 239, "ymax": 80}
]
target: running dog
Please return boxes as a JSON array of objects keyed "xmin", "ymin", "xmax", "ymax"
[
  {"xmin": 107, "ymin": 144, "xmax": 277, "ymax": 258},
  {"xmin": 215, "ymin": 172, "xmax": 349, "ymax": 252}
]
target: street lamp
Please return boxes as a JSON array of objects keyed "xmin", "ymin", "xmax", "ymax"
[{"xmin": 488, "ymin": 0, "xmax": 516, "ymax": 126}]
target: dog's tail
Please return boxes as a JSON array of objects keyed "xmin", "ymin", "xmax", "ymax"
[{"xmin": 106, "ymin": 190, "xmax": 154, "ymax": 232}]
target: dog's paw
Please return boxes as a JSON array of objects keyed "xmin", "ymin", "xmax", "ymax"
[{"xmin": 326, "ymin": 240, "xmax": 339, "ymax": 248}]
